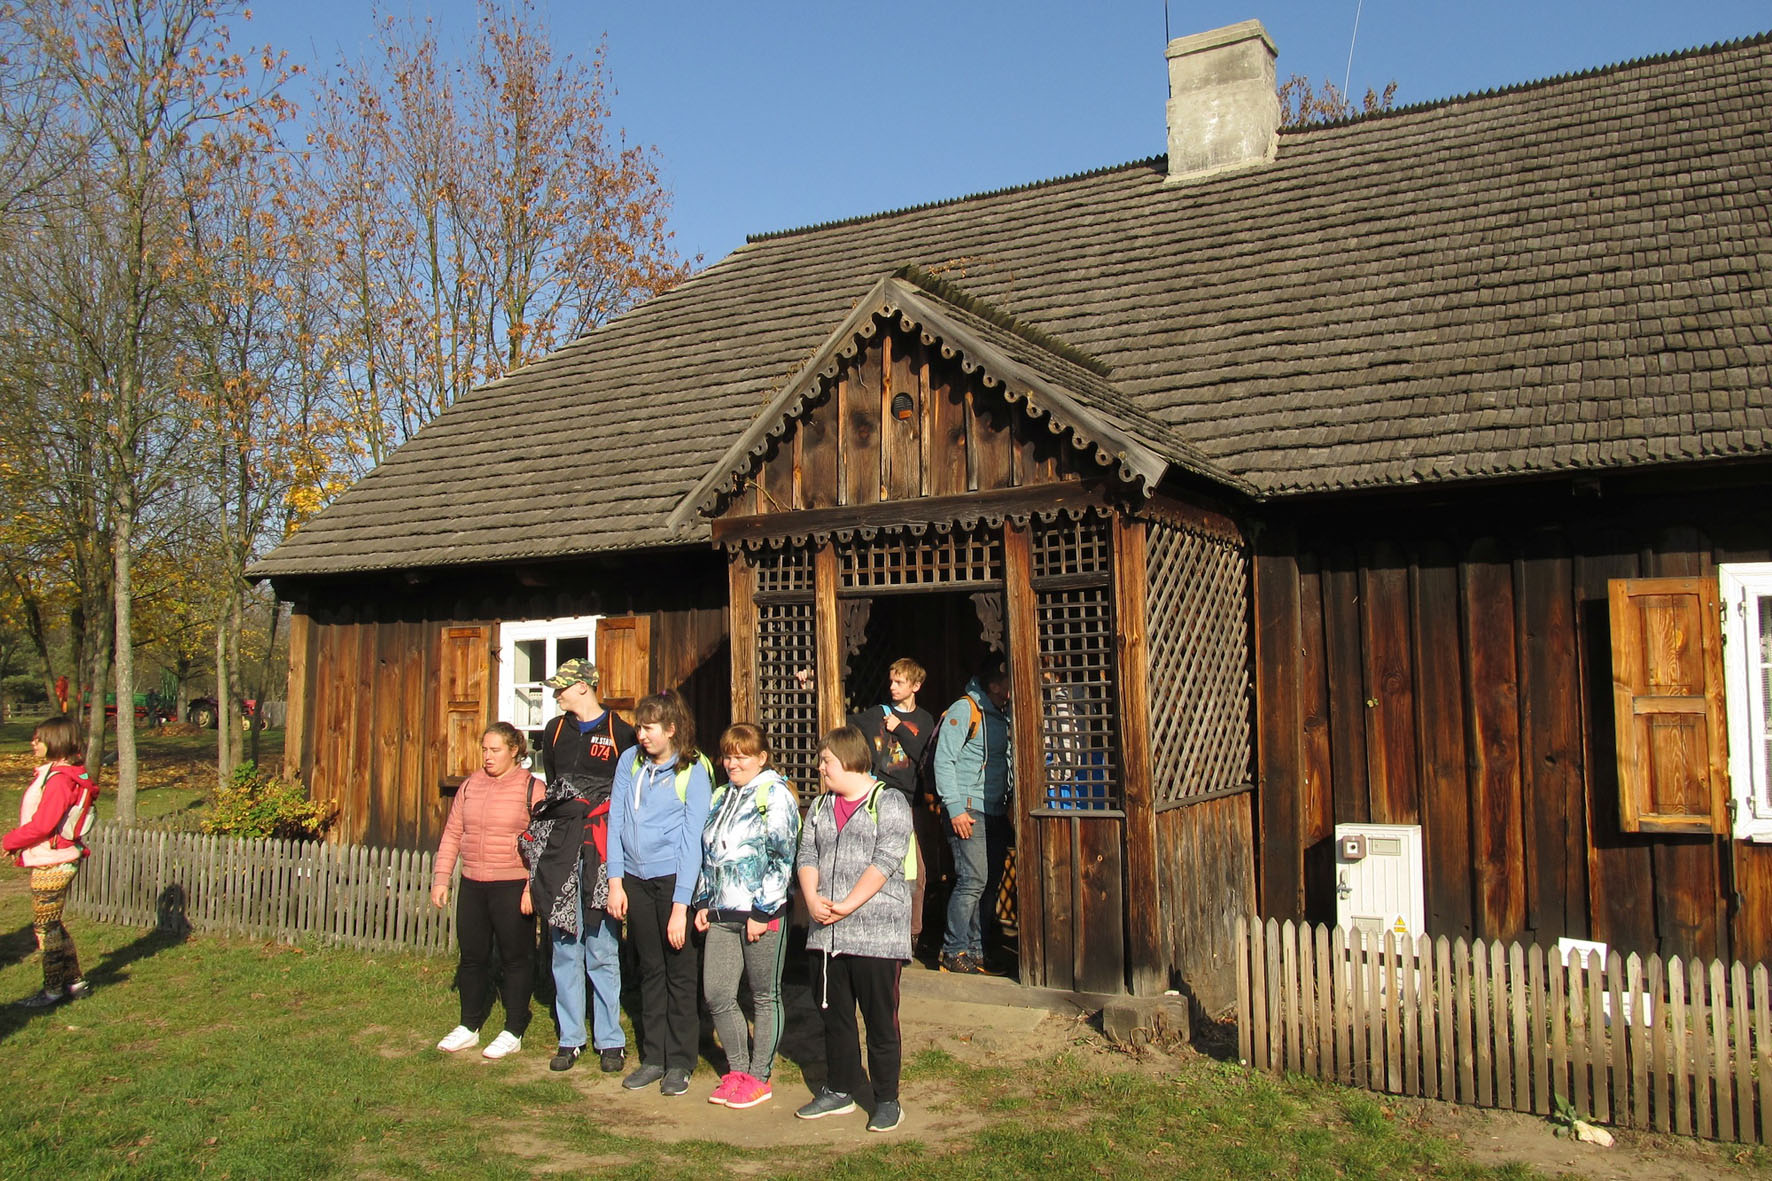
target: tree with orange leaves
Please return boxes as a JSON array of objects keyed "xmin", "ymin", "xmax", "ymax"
[
  {"xmin": 302, "ymin": 0, "xmax": 694, "ymax": 472},
  {"xmin": 1, "ymin": 0, "xmax": 293, "ymax": 820}
]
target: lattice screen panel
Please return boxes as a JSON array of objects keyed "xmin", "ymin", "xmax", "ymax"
[
  {"xmin": 1145, "ymin": 518, "xmax": 1251, "ymax": 803},
  {"xmin": 752, "ymin": 544, "xmax": 813, "ymax": 594},
  {"xmin": 1031, "ymin": 517, "xmax": 1121, "ymax": 811},
  {"xmin": 756, "ymin": 599, "xmax": 819, "ymax": 802},
  {"xmin": 839, "ymin": 527, "xmax": 1002, "ymax": 592},
  {"xmin": 1031, "ymin": 514, "xmax": 1112, "ymax": 579}
]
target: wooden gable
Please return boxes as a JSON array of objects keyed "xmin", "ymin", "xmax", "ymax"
[
  {"xmin": 719, "ymin": 321, "xmax": 1094, "ymax": 530},
  {"xmin": 670, "ymin": 272, "xmax": 1233, "ymax": 544}
]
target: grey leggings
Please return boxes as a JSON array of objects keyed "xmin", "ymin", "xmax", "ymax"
[{"xmin": 701, "ymin": 919, "xmax": 786, "ymax": 1079}]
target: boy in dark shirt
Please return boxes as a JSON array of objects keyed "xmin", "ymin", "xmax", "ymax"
[
  {"xmin": 535, "ymin": 658, "xmax": 636, "ymax": 1074},
  {"xmin": 848, "ymin": 658, "xmax": 935, "ymax": 939}
]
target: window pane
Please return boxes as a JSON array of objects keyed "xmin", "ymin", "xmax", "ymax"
[
  {"xmin": 513, "ymin": 639, "xmax": 544, "ymax": 685},
  {"xmin": 513, "ymin": 685, "xmax": 544, "ymax": 729},
  {"xmin": 555, "ymin": 635, "xmax": 589, "ymax": 667},
  {"xmin": 1759, "ymin": 593, "xmax": 1771, "ymax": 806}
]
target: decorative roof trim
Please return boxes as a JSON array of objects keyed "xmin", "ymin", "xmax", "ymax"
[
  {"xmin": 665, "ymin": 274, "xmax": 1183, "ymax": 533},
  {"xmin": 718, "ymin": 501, "xmax": 1117, "ymax": 554}
]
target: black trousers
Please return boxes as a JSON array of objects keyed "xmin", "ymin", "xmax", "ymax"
[
  {"xmin": 812, "ymin": 951, "xmax": 902, "ymax": 1103},
  {"xmin": 625, "ymin": 873, "xmax": 701, "ymax": 1071},
  {"xmin": 456, "ymin": 877, "xmax": 534, "ymax": 1036}
]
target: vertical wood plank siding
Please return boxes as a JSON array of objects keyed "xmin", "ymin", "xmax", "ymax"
[
  {"xmin": 1252, "ymin": 503, "xmax": 1772, "ymax": 967},
  {"xmin": 289, "ymin": 551, "xmax": 730, "ymax": 852},
  {"xmin": 1238, "ymin": 916, "xmax": 1772, "ymax": 1145}
]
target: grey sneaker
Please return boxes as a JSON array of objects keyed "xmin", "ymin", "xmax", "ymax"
[
  {"xmin": 14, "ymin": 988, "xmax": 65, "ymax": 1010},
  {"xmin": 660, "ymin": 1067, "xmax": 691, "ymax": 1097},
  {"xmin": 622, "ymin": 1063, "xmax": 666, "ymax": 1090},
  {"xmin": 794, "ymin": 1089, "xmax": 856, "ymax": 1120},
  {"xmin": 867, "ymin": 1100, "xmax": 903, "ymax": 1132}
]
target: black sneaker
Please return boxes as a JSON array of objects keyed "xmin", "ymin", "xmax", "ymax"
[
  {"xmin": 549, "ymin": 1045, "xmax": 582, "ymax": 1072},
  {"xmin": 660, "ymin": 1067, "xmax": 691, "ymax": 1097},
  {"xmin": 794, "ymin": 1089, "xmax": 856, "ymax": 1120},
  {"xmin": 867, "ymin": 1100, "xmax": 903, "ymax": 1132},
  {"xmin": 598, "ymin": 1047, "xmax": 626, "ymax": 1073},
  {"xmin": 14, "ymin": 988, "xmax": 65, "ymax": 1009},
  {"xmin": 622, "ymin": 1063, "xmax": 666, "ymax": 1090},
  {"xmin": 65, "ymin": 979, "xmax": 90, "ymax": 1001}
]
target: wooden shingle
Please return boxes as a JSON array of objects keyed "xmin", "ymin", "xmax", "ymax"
[{"xmin": 256, "ymin": 34, "xmax": 1772, "ymax": 578}]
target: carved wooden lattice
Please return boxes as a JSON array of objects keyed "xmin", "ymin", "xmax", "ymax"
[
  {"xmin": 1032, "ymin": 517, "xmax": 1121, "ymax": 811},
  {"xmin": 839, "ymin": 528, "xmax": 1003, "ymax": 592},
  {"xmin": 751, "ymin": 545, "xmax": 818, "ymax": 799},
  {"xmin": 753, "ymin": 544, "xmax": 813, "ymax": 594},
  {"xmin": 756, "ymin": 599, "xmax": 820, "ymax": 802},
  {"xmin": 1144, "ymin": 517, "xmax": 1250, "ymax": 803}
]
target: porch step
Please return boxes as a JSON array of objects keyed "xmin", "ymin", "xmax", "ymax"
[
  {"xmin": 899, "ymin": 962, "xmax": 1191, "ymax": 1046},
  {"xmin": 900, "ymin": 960, "xmax": 1120, "ymax": 1019}
]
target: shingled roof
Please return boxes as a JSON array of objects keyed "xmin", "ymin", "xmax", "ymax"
[{"xmin": 255, "ymin": 33, "xmax": 1772, "ymax": 579}]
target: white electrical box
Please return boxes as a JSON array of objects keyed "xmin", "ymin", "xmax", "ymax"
[{"xmin": 1334, "ymin": 823, "xmax": 1425, "ymax": 941}]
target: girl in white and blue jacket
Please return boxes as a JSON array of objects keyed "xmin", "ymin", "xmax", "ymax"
[
  {"xmin": 691, "ymin": 723, "xmax": 800, "ymax": 1110},
  {"xmin": 606, "ymin": 691, "xmax": 713, "ymax": 1097}
]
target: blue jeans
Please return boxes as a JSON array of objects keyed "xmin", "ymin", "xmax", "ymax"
[
  {"xmin": 943, "ymin": 808, "xmax": 1010, "ymax": 958},
  {"xmin": 549, "ymin": 892, "xmax": 625, "ymax": 1051}
]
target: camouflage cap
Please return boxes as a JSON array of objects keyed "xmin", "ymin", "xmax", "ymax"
[{"xmin": 543, "ymin": 658, "xmax": 600, "ymax": 690}]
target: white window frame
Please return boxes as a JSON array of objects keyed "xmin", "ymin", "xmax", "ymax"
[
  {"xmin": 1720, "ymin": 564, "xmax": 1772, "ymax": 842},
  {"xmin": 497, "ymin": 614, "xmax": 602, "ymax": 753}
]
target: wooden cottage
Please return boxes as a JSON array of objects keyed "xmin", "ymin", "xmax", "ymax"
[{"xmin": 255, "ymin": 23, "xmax": 1772, "ymax": 1010}]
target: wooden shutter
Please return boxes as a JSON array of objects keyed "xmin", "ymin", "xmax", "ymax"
[
  {"xmin": 595, "ymin": 615, "xmax": 651, "ymax": 722},
  {"xmin": 1609, "ymin": 577, "xmax": 1730, "ymax": 833},
  {"xmin": 438, "ymin": 625, "xmax": 492, "ymax": 788}
]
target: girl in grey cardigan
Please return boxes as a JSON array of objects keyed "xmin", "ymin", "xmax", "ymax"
[{"xmin": 794, "ymin": 725, "xmax": 912, "ymax": 1133}]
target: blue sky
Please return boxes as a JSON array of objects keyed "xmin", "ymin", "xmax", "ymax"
[{"xmin": 247, "ymin": 1, "xmax": 1772, "ymax": 266}]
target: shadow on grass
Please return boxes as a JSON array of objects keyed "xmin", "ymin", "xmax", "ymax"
[
  {"xmin": 0, "ymin": 885, "xmax": 189, "ymax": 1045},
  {"xmin": 0, "ymin": 922, "xmax": 38, "ymax": 970}
]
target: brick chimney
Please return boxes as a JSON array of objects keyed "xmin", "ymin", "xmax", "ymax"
[{"xmin": 1165, "ymin": 19, "xmax": 1280, "ymax": 182}]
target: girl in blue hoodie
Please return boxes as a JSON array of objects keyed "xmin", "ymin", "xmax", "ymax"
[
  {"xmin": 606, "ymin": 690, "xmax": 713, "ymax": 1096},
  {"xmin": 692, "ymin": 723, "xmax": 800, "ymax": 1109}
]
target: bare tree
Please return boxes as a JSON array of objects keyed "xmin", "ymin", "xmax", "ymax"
[{"xmin": 1279, "ymin": 74, "xmax": 1399, "ymax": 126}]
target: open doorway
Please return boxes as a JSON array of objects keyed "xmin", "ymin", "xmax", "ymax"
[{"xmin": 841, "ymin": 589, "xmax": 1016, "ymax": 972}]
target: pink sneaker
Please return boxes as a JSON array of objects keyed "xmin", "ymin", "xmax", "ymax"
[
  {"xmin": 725, "ymin": 1073, "xmax": 773, "ymax": 1109},
  {"xmin": 708, "ymin": 1071, "xmax": 743, "ymax": 1105}
]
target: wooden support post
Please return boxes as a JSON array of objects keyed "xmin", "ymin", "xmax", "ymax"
[
  {"xmin": 814, "ymin": 542, "xmax": 844, "ymax": 735},
  {"xmin": 727, "ymin": 551, "xmax": 758, "ymax": 724},
  {"xmin": 1003, "ymin": 521, "xmax": 1046, "ymax": 986},
  {"xmin": 284, "ymin": 605, "xmax": 318, "ymax": 791},
  {"xmin": 1114, "ymin": 516, "xmax": 1164, "ymax": 995}
]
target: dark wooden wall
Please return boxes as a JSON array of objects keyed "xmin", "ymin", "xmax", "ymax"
[
  {"xmin": 1157, "ymin": 792, "xmax": 1256, "ymax": 1015},
  {"xmin": 721, "ymin": 321, "xmax": 1086, "ymax": 528},
  {"xmin": 277, "ymin": 549, "xmax": 730, "ymax": 850},
  {"xmin": 1253, "ymin": 473, "xmax": 1772, "ymax": 967}
]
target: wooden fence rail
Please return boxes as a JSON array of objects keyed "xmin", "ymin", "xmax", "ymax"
[
  {"xmin": 1236, "ymin": 915, "xmax": 1772, "ymax": 1143},
  {"xmin": 66, "ymin": 822, "xmax": 457, "ymax": 956}
]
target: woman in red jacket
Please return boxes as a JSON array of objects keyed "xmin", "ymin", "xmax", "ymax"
[
  {"xmin": 430, "ymin": 722, "xmax": 543, "ymax": 1059},
  {"xmin": 3, "ymin": 715, "xmax": 98, "ymax": 1009}
]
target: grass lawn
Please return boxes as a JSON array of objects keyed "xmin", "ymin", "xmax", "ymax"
[{"xmin": 2, "ymin": 865, "xmax": 1728, "ymax": 1181}]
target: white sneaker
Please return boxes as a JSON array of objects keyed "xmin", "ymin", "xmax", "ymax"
[
  {"xmin": 482, "ymin": 1031, "xmax": 521, "ymax": 1059},
  {"xmin": 436, "ymin": 1025, "xmax": 480, "ymax": 1053}
]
